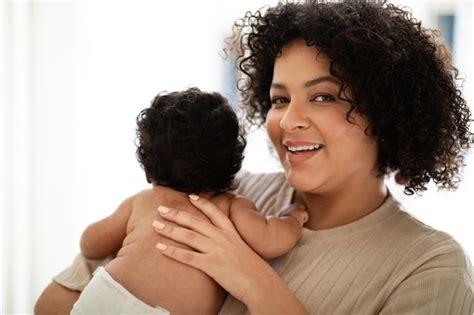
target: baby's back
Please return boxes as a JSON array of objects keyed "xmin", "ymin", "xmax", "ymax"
[{"xmin": 105, "ymin": 186, "xmax": 231, "ymax": 314}]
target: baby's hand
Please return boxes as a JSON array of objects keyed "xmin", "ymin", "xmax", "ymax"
[{"xmin": 277, "ymin": 204, "xmax": 308, "ymax": 226}]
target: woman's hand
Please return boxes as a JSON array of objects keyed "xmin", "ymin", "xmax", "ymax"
[
  {"xmin": 152, "ymin": 194, "xmax": 270, "ymax": 303},
  {"xmin": 152, "ymin": 195, "xmax": 309, "ymax": 314}
]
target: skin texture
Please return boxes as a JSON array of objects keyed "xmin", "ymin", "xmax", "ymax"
[
  {"xmin": 80, "ymin": 186, "xmax": 305, "ymax": 314},
  {"xmin": 155, "ymin": 195, "xmax": 309, "ymax": 315},
  {"xmin": 34, "ymin": 282, "xmax": 79, "ymax": 315},
  {"xmin": 267, "ymin": 40, "xmax": 387, "ymax": 230},
  {"xmin": 34, "ymin": 201, "xmax": 308, "ymax": 315}
]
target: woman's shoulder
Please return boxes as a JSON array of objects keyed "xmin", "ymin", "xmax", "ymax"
[
  {"xmin": 371, "ymin": 198, "xmax": 474, "ymax": 311},
  {"xmin": 388, "ymin": 201, "xmax": 473, "ymax": 285},
  {"xmin": 395, "ymin": 202, "xmax": 467, "ymax": 255},
  {"xmin": 233, "ymin": 170, "xmax": 286, "ymax": 189},
  {"xmin": 231, "ymin": 170, "xmax": 292, "ymax": 215},
  {"xmin": 232, "ymin": 170, "xmax": 287, "ymax": 195}
]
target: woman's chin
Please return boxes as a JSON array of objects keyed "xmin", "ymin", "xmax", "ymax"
[{"xmin": 285, "ymin": 171, "xmax": 322, "ymax": 193}]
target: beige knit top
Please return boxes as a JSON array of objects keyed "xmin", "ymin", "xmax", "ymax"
[
  {"xmin": 55, "ymin": 171, "xmax": 474, "ymax": 314},
  {"xmin": 219, "ymin": 171, "xmax": 474, "ymax": 314}
]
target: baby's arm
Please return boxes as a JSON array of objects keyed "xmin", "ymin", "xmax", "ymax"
[
  {"xmin": 80, "ymin": 195, "xmax": 135, "ymax": 259},
  {"xmin": 229, "ymin": 196, "xmax": 307, "ymax": 259}
]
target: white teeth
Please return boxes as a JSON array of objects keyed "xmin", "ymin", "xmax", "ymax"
[{"xmin": 287, "ymin": 144, "xmax": 322, "ymax": 152}]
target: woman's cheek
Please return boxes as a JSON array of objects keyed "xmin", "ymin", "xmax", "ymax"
[
  {"xmin": 266, "ymin": 110, "xmax": 289, "ymax": 170},
  {"xmin": 265, "ymin": 110, "xmax": 282, "ymax": 148}
]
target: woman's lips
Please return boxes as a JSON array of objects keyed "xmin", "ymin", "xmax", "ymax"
[
  {"xmin": 286, "ymin": 147, "xmax": 322, "ymax": 164},
  {"xmin": 282, "ymin": 140, "xmax": 324, "ymax": 164}
]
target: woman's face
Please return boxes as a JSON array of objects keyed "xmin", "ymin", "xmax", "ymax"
[{"xmin": 266, "ymin": 39, "xmax": 379, "ymax": 194}]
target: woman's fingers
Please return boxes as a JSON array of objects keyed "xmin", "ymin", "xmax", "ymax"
[
  {"xmin": 156, "ymin": 242, "xmax": 206, "ymax": 271},
  {"xmin": 157, "ymin": 206, "xmax": 221, "ymax": 239},
  {"xmin": 152, "ymin": 221, "xmax": 210, "ymax": 252},
  {"xmin": 188, "ymin": 195, "xmax": 235, "ymax": 231},
  {"xmin": 152, "ymin": 220, "xmax": 212, "ymax": 253}
]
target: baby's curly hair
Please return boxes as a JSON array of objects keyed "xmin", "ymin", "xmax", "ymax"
[
  {"xmin": 136, "ymin": 87, "xmax": 246, "ymax": 194},
  {"xmin": 229, "ymin": 0, "xmax": 472, "ymax": 195}
]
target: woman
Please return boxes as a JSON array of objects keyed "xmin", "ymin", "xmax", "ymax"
[{"xmin": 36, "ymin": 1, "xmax": 473, "ymax": 314}]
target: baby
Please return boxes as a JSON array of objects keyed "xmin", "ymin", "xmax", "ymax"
[{"xmin": 71, "ymin": 88, "xmax": 307, "ymax": 315}]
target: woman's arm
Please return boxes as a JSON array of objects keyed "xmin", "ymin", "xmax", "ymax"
[
  {"xmin": 80, "ymin": 195, "xmax": 134, "ymax": 259},
  {"xmin": 35, "ymin": 196, "xmax": 135, "ymax": 314},
  {"xmin": 35, "ymin": 253, "xmax": 113, "ymax": 314},
  {"xmin": 153, "ymin": 195, "xmax": 309, "ymax": 315},
  {"xmin": 34, "ymin": 281, "xmax": 80, "ymax": 315},
  {"xmin": 229, "ymin": 196, "xmax": 307, "ymax": 259}
]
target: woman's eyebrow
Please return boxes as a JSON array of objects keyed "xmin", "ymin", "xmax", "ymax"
[
  {"xmin": 304, "ymin": 76, "xmax": 340, "ymax": 88},
  {"xmin": 270, "ymin": 82, "xmax": 286, "ymax": 90},
  {"xmin": 270, "ymin": 75, "xmax": 341, "ymax": 90}
]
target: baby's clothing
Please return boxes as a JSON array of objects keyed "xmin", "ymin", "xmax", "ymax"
[{"xmin": 71, "ymin": 267, "xmax": 169, "ymax": 315}]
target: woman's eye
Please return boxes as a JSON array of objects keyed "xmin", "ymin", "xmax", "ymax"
[
  {"xmin": 311, "ymin": 94, "xmax": 335, "ymax": 102},
  {"xmin": 271, "ymin": 97, "xmax": 289, "ymax": 106}
]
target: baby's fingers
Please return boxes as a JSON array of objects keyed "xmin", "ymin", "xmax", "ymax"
[{"xmin": 286, "ymin": 209, "xmax": 309, "ymax": 226}]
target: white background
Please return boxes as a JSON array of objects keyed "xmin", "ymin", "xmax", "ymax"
[{"xmin": 1, "ymin": 0, "xmax": 473, "ymax": 313}]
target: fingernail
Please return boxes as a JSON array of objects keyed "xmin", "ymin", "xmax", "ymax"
[
  {"xmin": 156, "ymin": 243, "xmax": 167, "ymax": 250},
  {"xmin": 189, "ymin": 194, "xmax": 199, "ymax": 201},
  {"xmin": 157, "ymin": 206, "xmax": 170, "ymax": 214},
  {"xmin": 152, "ymin": 220, "xmax": 165, "ymax": 229}
]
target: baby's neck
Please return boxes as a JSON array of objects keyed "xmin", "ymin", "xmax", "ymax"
[{"xmin": 151, "ymin": 184, "xmax": 215, "ymax": 200}]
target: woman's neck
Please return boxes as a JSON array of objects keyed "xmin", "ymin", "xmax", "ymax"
[{"xmin": 293, "ymin": 177, "xmax": 388, "ymax": 231}]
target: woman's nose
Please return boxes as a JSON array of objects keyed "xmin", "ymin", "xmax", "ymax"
[{"xmin": 279, "ymin": 101, "xmax": 310, "ymax": 133}]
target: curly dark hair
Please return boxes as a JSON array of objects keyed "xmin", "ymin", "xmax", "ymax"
[
  {"xmin": 229, "ymin": 0, "xmax": 472, "ymax": 195},
  {"xmin": 136, "ymin": 87, "xmax": 246, "ymax": 194}
]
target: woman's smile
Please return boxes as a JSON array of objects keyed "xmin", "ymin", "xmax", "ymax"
[{"xmin": 283, "ymin": 140, "xmax": 324, "ymax": 164}]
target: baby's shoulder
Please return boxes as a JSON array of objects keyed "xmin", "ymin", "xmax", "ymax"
[
  {"xmin": 128, "ymin": 188, "xmax": 155, "ymax": 208},
  {"xmin": 210, "ymin": 192, "xmax": 257, "ymax": 216},
  {"xmin": 209, "ymin": 192, "xmax": 238, "ymax": 217}
]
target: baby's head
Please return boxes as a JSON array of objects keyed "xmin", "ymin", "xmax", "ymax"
[{"xmin": 136, "ymin": 87, "xmax": 246, "ymax": 194}]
